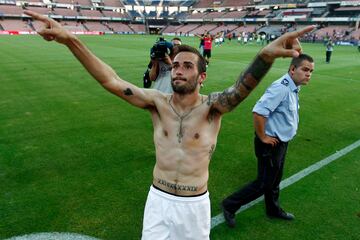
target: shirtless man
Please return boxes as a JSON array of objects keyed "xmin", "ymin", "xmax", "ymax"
[{"xmin": 24, "ymin": 10, "xmax": 314, "ymax": 240}]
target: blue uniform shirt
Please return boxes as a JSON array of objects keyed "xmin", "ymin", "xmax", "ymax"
[{"xmin": 252, "ymin": 73, "xmax": 300, "ymax": 142}]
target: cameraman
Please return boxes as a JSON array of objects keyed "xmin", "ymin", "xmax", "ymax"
[{"xmin": 149, "ymin": 37, "xmax": 181, "ymax": 93}]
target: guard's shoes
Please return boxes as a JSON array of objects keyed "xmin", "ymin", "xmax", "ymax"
[
  {"xmin": 221, "ymin": 204, "xmax": 236, "ymax": 228},
  {"xmin": 267, "ymin": 209, "xmax": 295, "ymax": 220}
]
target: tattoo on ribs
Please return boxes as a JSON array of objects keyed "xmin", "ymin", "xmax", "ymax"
[
  {"xmin": 123, "ymin": 88, "xmax": 133, "ymax": 96},
  {"xmin": 157, "ymin": 179, "xmax": 198, "ymax": 192},
  {"xmin": 209, "ymin": 144, "xmax": 215, "ymax": 160}
]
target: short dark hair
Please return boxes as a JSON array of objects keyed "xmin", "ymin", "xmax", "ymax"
[
  {"xmin": 174, "ymin": 45, "xmax": 207, "ymax": 73},
  {"xmin": 290, "ymin": 53, "xmax": 314, "ymax": 69},
  {"xmin": 172, "ymin": 37, "xmax": 182, "ymax": 42}
]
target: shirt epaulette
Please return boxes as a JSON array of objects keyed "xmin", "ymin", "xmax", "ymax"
[{"xmin": 281, "ymin": 79, "xmax": 289, "ymax": 86}]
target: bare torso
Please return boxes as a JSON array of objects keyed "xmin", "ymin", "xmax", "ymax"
[{"xmin": 150, "ymin": 94, "xmax": 222, "ymax": 196}]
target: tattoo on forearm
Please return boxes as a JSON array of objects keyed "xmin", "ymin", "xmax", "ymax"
[
  {"xmin": 207, "ymin": 55, "xmax": 272, "ymax": 112},
  {"xmin": 123, "ymin": 88, "xmax": 133, "ymax": 96},
  {"xmin": 157, "ymin": 179, "xmax": 198, "ymax": 192},
  {"xmin": 243, "ymin": 55, "xmax": 272, "ymax": 81}
]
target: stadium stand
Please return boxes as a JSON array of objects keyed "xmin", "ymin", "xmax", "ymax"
[
  {"xmin": 25, "ymin": 6, "xmax": 53, "ymax": 15},
  {"xmin": 31, "ymin": 18, "xmax": 46, "ymax": 31},
  {"xmin": 187, "ymin": 12, "xmax": 208, "ymax": 19},
  {"xmin": 256, "ymin": 24, "xmax": 284, "ymax": 37},
  {"xmin": 221, "ymin": 0, "xmax": 251, "ymax": 7},
  {"xmin": 106, "ymin": 21, "xmax": 133, "ymax": 32},
  {"xmin": 188, "ymin": 23, "xmax": 218, "ymax": 35},
  {"xmin": 315, "ymin": 25, "xmax": 353, "ymax": 40},
  {"xmin": 174, "ymin": 23, "xmax": 200, "ymax": 34},
  {"xmin": 330, "ymin": 6, "xmax": 360, "ymax": 17},
  {"xmin": 192, "ymin": 0, "xmax": 213, "ymax": 9},
  {"xmin": 79, "ymin": 9, "xmax": 104, "ymax": 17},
  {"xmin": 162, "ymin": 24, "xmax": 182, "ymax": 34},
  {"xmin": 311, "ymin": 7, "xmax": 327, "ymax": 17},
  {"xmin": 129, "ymin": 23, "xmax": 145, "ymax": 33},
  {"xmin": 0, "ymin": 5, "xmax": 24, "ymax": 16},
  {"xmin": 61, "ymin": 20, "xmax": 87, "ymax": 31},
  {"xmin": 235, "ymin": 25, "xmax": 257, "ymax": 34},
  {"xmin": 220, "ymin": 10, "xmax": 248, "ymax": 19},
  {"xmin": 103, "ymin": 0, "xmax": 125, "ymax": 7},
  {"xmin": 54, "ymin": 0, "xmax": 90, "ymax": 5},
  {"xmin": 209, "ymin": 23, "xmax": 239, "ymax": 34},
  {"xmin": 0, "ymin": 0, "xmax": 358, "ymax": 43},
  {"xmin": 84, "ymin": 21, "xmax": 109, "ymax": 31},
  {"xmin": 203, "ymin": 11, "xmax": 226, "ymax": 19},
  {"xmin": 53, "ymin": 8, "xmax": 79, "ymax": 17},
  {"xmin": 102, "ymin": 9, "xmax": 128, "ymax": 18},
  {"xmin": 0, "ymin": 19, "xmax": 32, "ymax": 31},
  {"xmin": 350, "ymin": 28, "xmax": 360, "ymax": 39}
]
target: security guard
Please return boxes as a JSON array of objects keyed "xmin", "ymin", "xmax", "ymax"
[{"xmin": 222, "ymin": 54, "xmax": 315, "ymax": 228}]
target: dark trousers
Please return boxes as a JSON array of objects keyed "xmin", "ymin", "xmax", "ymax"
[
  {"xmin": 222, "ymin": 135, "xmax": 288, "ymax": 215},
  {"xmin": 326, "ymin": 51, "xmax": 332, "ymax": 63}
]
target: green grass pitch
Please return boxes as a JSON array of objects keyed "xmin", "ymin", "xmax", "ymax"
[{"xmin": 0, "ymin": 34, "xmax": 359, "ymax": 239}]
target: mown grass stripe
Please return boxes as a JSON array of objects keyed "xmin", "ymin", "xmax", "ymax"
[{"xmin": 211, "ymin": 139, "xmax": 360, "ymax": 228}]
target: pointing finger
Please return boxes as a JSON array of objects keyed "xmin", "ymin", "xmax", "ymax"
[
  {"xmin": 24, "ymin": 10, "xmax": 48, "ymax": 22},
  {"xmin": 24, "ymin": 10, "xmax": 60, "ymax": 28},
  {"xmin": 287, "ymin": 25, "xmax": 316, "ymax": 39}
]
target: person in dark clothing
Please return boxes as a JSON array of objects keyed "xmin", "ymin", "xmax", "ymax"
[
  {"xmin": 325, "ymin": 39, "xmax": 334, "ymax": 63},
  {"xmin": 222, "ymin": 54, "xmax": 315, "ymax": 228}
]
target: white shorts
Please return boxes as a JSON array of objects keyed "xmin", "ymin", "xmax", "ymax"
[{"xmin": 141, "ymin": 185, "xmax": 210, "ymax": 240}]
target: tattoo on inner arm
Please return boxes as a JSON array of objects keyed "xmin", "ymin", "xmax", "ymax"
[
  {"xmin": 157, "ymin": 179, "xmax": 198, "ymax": 192},
  {"xmin": 207, "ymin": 55, "xmax": 272, "ymax": 112},
  {"xmin": 123, "ymin": 88, "xmax": 133, "ymax": 96}
]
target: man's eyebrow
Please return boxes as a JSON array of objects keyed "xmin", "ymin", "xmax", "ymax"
[{"xmin": 172, "ymin": 61, "xmax": 195, "ymax": 65}]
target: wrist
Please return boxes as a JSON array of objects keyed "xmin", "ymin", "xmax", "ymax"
[
  {"xmin": 64, "ymin": 33, "xmax": 78, "ymax": 46},
  {"xmin": 258, "ymin": 49, "xmax": 274, "ymax": 64}
]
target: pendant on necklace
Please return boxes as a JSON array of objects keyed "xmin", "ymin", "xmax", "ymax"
[{"xmin": 177, "ymin": 116, "xmax": 185, "ymax": 143}]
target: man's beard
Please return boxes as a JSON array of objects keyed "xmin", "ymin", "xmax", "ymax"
[{"xmin": 171, "ymin": 76, "xmax": 198, "ymax": 95}]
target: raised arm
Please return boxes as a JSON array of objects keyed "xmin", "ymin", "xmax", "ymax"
[
  {"xmin": 207, "ymin": 25, "xmax": 315, "ymax": 114},
  {"xmin": 149, "ymin": 59, "xmax": 160, "ymax": 82},
  {"xmin": 24, "ymin": 10, "xmax": 156, "ymax": 109}
]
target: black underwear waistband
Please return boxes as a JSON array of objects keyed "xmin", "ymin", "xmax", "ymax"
[{"xmin": 152, "ymin": 184, "xmax": 207, "ymax": 198}]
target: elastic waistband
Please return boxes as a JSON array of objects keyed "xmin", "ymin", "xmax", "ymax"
[{"xmin": 150, "ymin": 185, "xmax": 209, "ymax": 202}]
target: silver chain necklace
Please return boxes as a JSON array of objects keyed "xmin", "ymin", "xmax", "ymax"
[{"xmin": 168, "ymin": 95, "xmax": 203, "ymax": 143}]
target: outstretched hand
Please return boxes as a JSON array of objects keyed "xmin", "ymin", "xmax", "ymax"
[
  {"xmin": 24, "ymin": 10, "xmax": 73, "ymax": 44},
  {"xmin": 260, "ymin": 25, "xmax": 315, "ymax": 62}
]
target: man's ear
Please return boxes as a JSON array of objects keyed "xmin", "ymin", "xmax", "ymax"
[
  {"xmin": 199, "ymin": 72, "xmax": 207, "ymax": 85},
  {"xmin": 289, "ymin": 65, "xmax": 296, "ymax": 75}
]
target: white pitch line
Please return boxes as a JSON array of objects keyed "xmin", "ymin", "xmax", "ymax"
[
  {"xmin": 211, "ymin": 139, "xmax": 360, "ymax": 228},
  {"xmin": 4, "ymin": 232, "xmax": 100, "ymax": 240}
]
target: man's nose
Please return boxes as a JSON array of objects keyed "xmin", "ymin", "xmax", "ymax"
[{"xmin": 175, "ymin": 67, "xmax": 183, "ymax": 75}]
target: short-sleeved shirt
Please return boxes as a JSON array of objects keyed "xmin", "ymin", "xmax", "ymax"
[
  {"xmin": 203, "ymin": 37, "xmax": 213, "ymax": 50},
  {"xmin": 252, "ymin": 73, "xmax": 300, "ymax": 142},
  {"xmin": 326, "ymin": 42, "xmax": 334, "ymax": 51},
  {"xmin": 152, "ymin": 61, "xmax": 173, "ymax": 94}
]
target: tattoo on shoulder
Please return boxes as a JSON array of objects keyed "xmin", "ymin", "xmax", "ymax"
[
  {"xmin": 123, "ymin": 88, "xmax": 133, "ymax": 96},
  {"xmin": 207, "ymin": 88, "xmax": 242, "ymax": 112}
]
